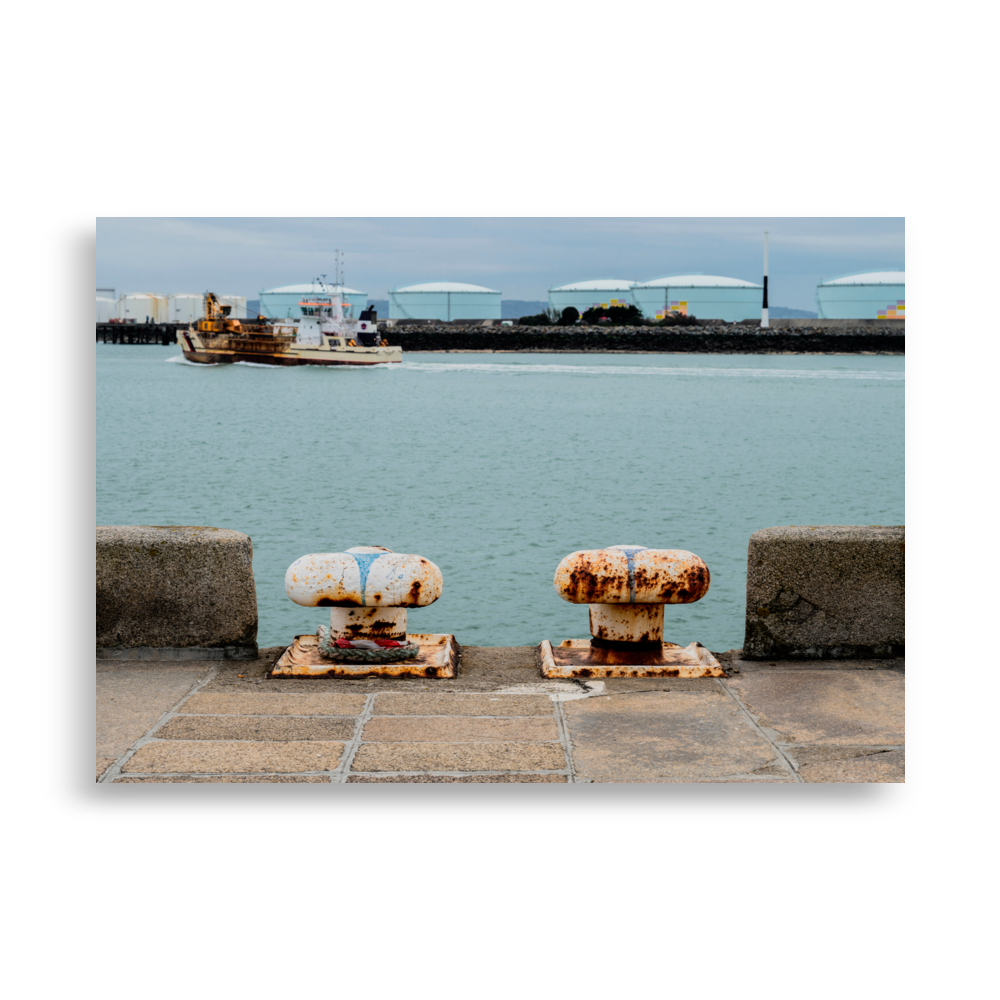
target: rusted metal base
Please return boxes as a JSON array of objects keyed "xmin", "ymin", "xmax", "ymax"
[
  {"xmin": 271, "ymin": 633, "xmax": 459, "ymax": 678},
  {"xmin": 538, "ymin": 639, "xmax": 725, "ymax": 678}
]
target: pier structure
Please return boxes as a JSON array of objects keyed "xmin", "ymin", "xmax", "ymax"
[
  {"xmin": 96, "ymin": 322, "xmax": 186, "ymax": 345},
  {"xmin": 95, "ymin": 525, "xmax": 904, "ymax": 783}
]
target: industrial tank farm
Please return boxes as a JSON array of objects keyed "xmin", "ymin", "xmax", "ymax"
[
  {"xmin": 388, "ymin": 281, "xmax": 501, "ymax": 321},
  {"xmin": 548, "ymin": 279, "xmax": 636, "ymax": 316},
  {"xmin": 167, "ymin": 294, "xmax": 208, "ymax": 324},
  {"xmin": 118, "ymin": 293, "xmax": 169, "ymax": 324},
  {"xmin": 816, "ymin": 271, "xmax": 905, "ymax": 319},
  {"xmin": 260, "ymin": 282, "xmax": 367, "ymax": 319},
  {"xmin": 96, "ymin": 296, "xmax": 116, "ymax": 323},
  {"xmin": 631, "ymin": 274, "xmax": 763, "ymax": 323}
]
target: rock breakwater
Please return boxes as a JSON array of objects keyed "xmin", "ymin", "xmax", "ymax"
[{"xmin": 385, "ymin": 324, "xmax": 904, "ymax": 354}]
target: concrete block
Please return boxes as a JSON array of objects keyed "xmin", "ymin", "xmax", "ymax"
[
  {"xmin": 726, "ymin": 670, "xmax": 904, "ymax": 745},
  {"xmin": 154, "ymin": 716, "xmax": 355, "ymax": 741},
  {"xmin": 361, "ymin": 717, "xmax": 559, "ymax": 743},
  {"xmin": 743, "ymin": 526, "xmax": 904, "ymax": 659},
  {"xmin": 351, "ymin": 742, "xmax": 565, "ymax": 772},
  {"xmin": 97, "ymin": 526, "xmax": 258, "ymax": 656},
  {"xmin": 562, "ymin": 690, "xmax": 781, "ymax": 781},
  {"xmin": 122, "ymin": 740, "xmax": 344, "ymax": 774}
]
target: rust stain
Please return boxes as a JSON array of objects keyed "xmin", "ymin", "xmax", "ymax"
[
  {"xmin": 270, "ymin": 633, "xmax": 458, "ymax": 678},
  {"xmin": 537, "ymin": 639, "xmax": 725, "ymax": 679},
  {"xmin": 555, "ymin": 547, "xmax": 710, "ymax": 605}
]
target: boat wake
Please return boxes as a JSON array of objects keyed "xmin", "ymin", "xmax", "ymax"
[
  {"xmin": 165, "ymin": 355, "xmax": 396, "ymax": 370},
  {"xmin": 396, "ymin": 361, "xmax": 904, "ymax": 381},
  {"xmin": 165, "ymin": 355, "xmax": 217, "ymax": 366}
]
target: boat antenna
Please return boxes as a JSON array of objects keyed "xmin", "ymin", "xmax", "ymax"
[{"xmin": 332, "ymin": 250, "xmax": 344, "ymax": 322}]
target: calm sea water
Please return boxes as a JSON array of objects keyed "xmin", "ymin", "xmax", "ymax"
[{"xmin": 97, "ymin": 346, "xmax": 904, "ymax": 651}]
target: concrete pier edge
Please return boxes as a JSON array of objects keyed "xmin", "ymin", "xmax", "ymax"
[{"xmin": 97, "ymin": 646, "xmax": 259, "ymax": 661}]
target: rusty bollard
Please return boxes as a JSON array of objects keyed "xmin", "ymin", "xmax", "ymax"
[
  {"xmin": 538, "ymin": 545, "xmax": 725, "ymax": 678},
  {"xmin": 270, "ymin": 546, "xmax": 458, "ymax": 678}
]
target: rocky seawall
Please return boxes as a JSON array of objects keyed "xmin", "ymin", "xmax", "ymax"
[{"xmin": 385, "ymin": 324, "xmax": 904, "ymax": 354}]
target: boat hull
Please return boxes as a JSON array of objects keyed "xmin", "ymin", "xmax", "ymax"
[
  {"xmin": 178, "ymin": 329, "xmax": 401, "ymax": 366},
  {"xmin": 181, "ymin": 349, "xmax": 400, "ymax": 366}
]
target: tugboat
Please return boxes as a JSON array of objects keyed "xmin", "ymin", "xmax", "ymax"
[{"xmin": 177, "ymin": 286, "xmax": 400, "ymax": 367}]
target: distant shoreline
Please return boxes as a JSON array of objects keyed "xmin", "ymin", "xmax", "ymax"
[{"xmin": 388, "ymin": 326, "xmax": 904, "ymax": 356}]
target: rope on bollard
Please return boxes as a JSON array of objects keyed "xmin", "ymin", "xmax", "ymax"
[{"xmin": 316, "ymin": 626, "xmax": 421, "ymax": 663}]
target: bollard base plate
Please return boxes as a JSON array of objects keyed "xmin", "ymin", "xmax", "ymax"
[
  {"xmin": 271, "ymin": 634, "xmax": 458, "ymax": 678},
  {"xmin": 538, "ymin": 639, "xmax": 724, "ymax": 679}
]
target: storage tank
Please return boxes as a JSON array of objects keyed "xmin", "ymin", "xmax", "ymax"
[
  {"xmin": 388, "ymin": 281, "xmax": 501, "ymax": 321},
  {"xmin": 218, "ymin": 295, "xmax": 247, "ymax": 319},
  {"xmin": 548, "ymin": 279, "xmax": 636, "ymax": 317},
  {"xmin": 118, "ymin": 293, "xmax": 169, "ymax": 324},
  {"xmin": 96, "ymin": 297, "xmax": 116, "ymax": 323},
  {"xmin": 631, "ymin": 274, "xmax": 763, "ymax": 322},
  {"xmin": 260, "ymin": 282, "xmax": 367, "ymax": 319},
  {"xmin": 815, "ymin": 271, "xmax": 905, "ymax": 319},
  {"xmin": 167, "ymin": 293, "xmax": 206, "ymax": 324}
]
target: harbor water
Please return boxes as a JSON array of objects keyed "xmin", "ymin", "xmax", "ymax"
[{"xmin": 97, "ymin": 346, "xmax": 904, "ymax": 652}]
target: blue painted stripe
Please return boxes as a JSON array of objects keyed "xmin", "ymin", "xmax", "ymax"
[
  {"xmin": 616, "ymin": 547, "xmax": 647, "ymax": 603},
  {"xmin": 350, "ymin": 552, "xmax": 385, "ymax": 606}
]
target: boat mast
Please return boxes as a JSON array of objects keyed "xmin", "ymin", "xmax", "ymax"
[{"xmin": 333, "ymin": 249, "xmax": 344, "ymax": 323}]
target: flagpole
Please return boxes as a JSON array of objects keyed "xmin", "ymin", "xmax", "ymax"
[{"xmin": 762, "ymin": 230, "xmax": 769, "ymax": 328}]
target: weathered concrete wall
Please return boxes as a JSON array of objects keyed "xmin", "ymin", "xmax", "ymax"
[
  {"xmin": 743, "ymin": 526, "xmax": 904, "ymax": 659},
  {"xmin": 97, "ymin": 526, "xmax": 258, "ymax": 659}
]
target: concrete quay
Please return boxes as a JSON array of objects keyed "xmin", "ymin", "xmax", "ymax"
[{"xmin": 97, "ymin": 646, "xmax": 904, "ymax": 784}]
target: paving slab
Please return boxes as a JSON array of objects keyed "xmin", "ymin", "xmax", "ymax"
[
  {"xmin": 346, "ymin": 774, "xmax": 567, "ymax": 783},
  {"xmin": 111, "ymin": 775, "xmax": 332, "ymax": 783},
  {"xmin": 601, "ymin": 677, "xmax": 723, "ymax": 692},
  {"xmin": 725, "ymin": 670, "xmax": 904, "ymax": 745},
  {"xmin": 123, "ymin": 741, "xmax": 346, "ymax": 774},
  {"xmin": 97, "ymin": 664, "xmax": 212, "ymax": 761},
  {"xmin": 351, "ymin": 742, "xmax": 566, "ymax": 772},
  {"xmin": 361, "ymin": 716, "xmax": 558, "ymax": 742},
  {"xmin": 155, "ymin": 716, "xmax": 356, "ymax": 741},
  {"xmin": 589, "ymin": 778, "xmax": 796, "ymax": 783},
  {"xmin": 180, "ymin": 691, "xmax": 366, "ymax": 717},
  {"xmin": 564, "ymin": 690, "xmax": 783, "ymax": 781},
  {"xmin": 96, "ymin": 649, "xmax": 904, "ymax": 784},
  {"xmin": 372, "ymin": 693, "xmax": 555, "ymax": 716},
  {"xmin": 799, "ymin": 749, "xmax": 904, "ymax": 782}
]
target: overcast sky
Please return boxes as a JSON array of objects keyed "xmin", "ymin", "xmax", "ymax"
[{"xmin": 96, "ymin": 217, "xmax": 904, "ymax": 311}]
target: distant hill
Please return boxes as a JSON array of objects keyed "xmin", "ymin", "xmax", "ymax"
[{"xmin": 770, "ymin": 306, "xmax": 818, "ymax": 319}]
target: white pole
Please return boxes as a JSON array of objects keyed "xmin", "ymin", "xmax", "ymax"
[{"xmin": 762, "ymin": 230, "xmax": 769, "ymax": 328}]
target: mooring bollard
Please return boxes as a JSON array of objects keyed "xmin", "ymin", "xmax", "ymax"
[
  {"xmin": 538, "ymin": 544, "xmax": 725, "ymax": 678},
  {"xmin": 271, "ymin": 546, "xmax": 458, "ymax": 678}
]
